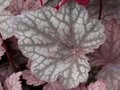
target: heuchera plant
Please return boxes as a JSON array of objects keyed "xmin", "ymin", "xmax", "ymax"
[
  {"xmin": 14, "ymin": 1, "xmax": 105, "ymax": 88},
  {"xmin": 0, "ymin": 0, "xmax": 120, "ymax": 90}
]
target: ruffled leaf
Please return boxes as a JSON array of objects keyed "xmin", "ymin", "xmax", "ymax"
[
  {"xmin": 96, "ymin": 63, "xmax": 120, "ymax": 90},
  {"xmin": 0, "ymin": 10, "xmax": 14, "ymax": 39},
  {"xmin": 22, "ymin": 69, "xmax": 45, "ymax": 86},
  {"xmin": 6, "ymin": 0, "xmax": 48, "ymax": 15},
  {"xmin": 88, "ymin": 0, "xmax": 120, "ymax": 23},
  {"xmin": 4, "ymin": 72, "xmax": 22, "ymax": 90},
  {"xmin": 88, "ymin": 19, "xmax": 120, "ymax": 90},
  {"xmin": 0, "ymin": 0, "xmax": 14, "ymax": 39},
  {"xmin": 22, "ymin": 60, "xmax": 45, "ymax": 86},
  {"xmin": 88, "ymin": 80, "xmax": 107, "ymax": 90},
  {"xmin": 44, "ymin": 82, "xmax": 87, "ymax": 90},
  {"xmin": 14, "ymin": 3, "xmax": 105, "ymax": 88},
  {"xmin": 88, "ymin": 19, "xmax": 120, "ymax": 66}
]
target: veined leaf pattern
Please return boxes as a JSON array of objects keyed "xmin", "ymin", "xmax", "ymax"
[
  {"xmin": 14, "ymin": 3, "xmax": 105, "ymax": 88},
  {"xmin": 0, "ymin": 0, "xmax": 15, "ymax": 39},
  {"xmin": 88, "ymin": 0, "xmax": 120, "ymax": 23},
  {"xmin": 88, "ymin": 19, "xmax": 120, "ymax": 90}
]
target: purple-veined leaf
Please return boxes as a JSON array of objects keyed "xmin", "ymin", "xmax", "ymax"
[
  {"xmin": 0, "ymin": 63, "xmax": 14, "ymax": 78},
  {"xmin": 88, "ymin": 19, "xmax": 120, "ymax": 90},
  {"xmin": 4, "ymin": 72, "xmax": 22, "ymax": 90},
  {"xmin": 88, "ymin": 19, "xmax": 120, "ymax": 66},
  {"xmin": 101, "ymin": 0, "xmax": 120, "ymax": 23},
  {"xmin": 88, "ymin": 0, "xmax": 120, "ymax": 23},
  {"xmin": 14, "ymin": 3, "xmax": 105, "ymax": 88},
  {"xmin": 96, "ymin": 63, "xmax": 120, "ymax": 90},
  {"xmin": 6, "ymin": 0, "xmax": 24, "ymax": 15},
  {"xmin": 6, "ymin": 0, "xmax": 48, "ymax": 15}
]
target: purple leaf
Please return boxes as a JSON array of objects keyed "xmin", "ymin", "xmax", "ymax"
[
  {"xmin": 6, "ymin": 0, "xmax": 48, "ymax": 15},
  {"xmin": 88, "ymin": 19, "xmax": 120, "ymax": 65},
  {"xmin": 0, "ymin": 63, "xmax": 14, "ymax": 78},
  {"xmin": 96, "ymin": 63, "xmax": 120, "ymax": 90},
  {"xmin": 0, "ymin": 82, "xmax": 3, "ymax": 90},
  {"xmin": 4, "ymin": 36, "xmax": 28, "ymax": 69},
  {"xmin": 14, "ymin": 3, "xmax": 105, "ymax": 88},
  {"xmin": 88, "ymin": 0, "xmax": 120, "ymax": 23},
  {"xmin": 88, "ymin": 19, "xmax": 120, "ymax": 90}
]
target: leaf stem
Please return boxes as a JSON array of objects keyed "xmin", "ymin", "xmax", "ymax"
[
  {"xmin": 0, "ymin": 34, "xmax": 17, "ymax": 72},
  {"xmin": 98, "ymin": 0, "xmax": 103, "ymax": 20},
  {"xmin": 40, "ymin": 0, "xmax": 43, "ymax": 6},
  {"xmin": 54, "ymin": 0, "xmax": 68, "ymax": 10}
]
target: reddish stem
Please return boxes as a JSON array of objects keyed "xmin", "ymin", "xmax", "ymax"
[
  {"xmin": 98, "ymin": 0, "xmax": 103, "ymax": 20},
  {"xmin": 39, "ymin": 0, "xmax": 43, "ymax": 6},
  {"xmin": 54, "ymin": 0, "xmax": 68, "ymax": 10},
  {"xmin": 0, "ymin": 34, "xmax": 17, "ymax": 72}
]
